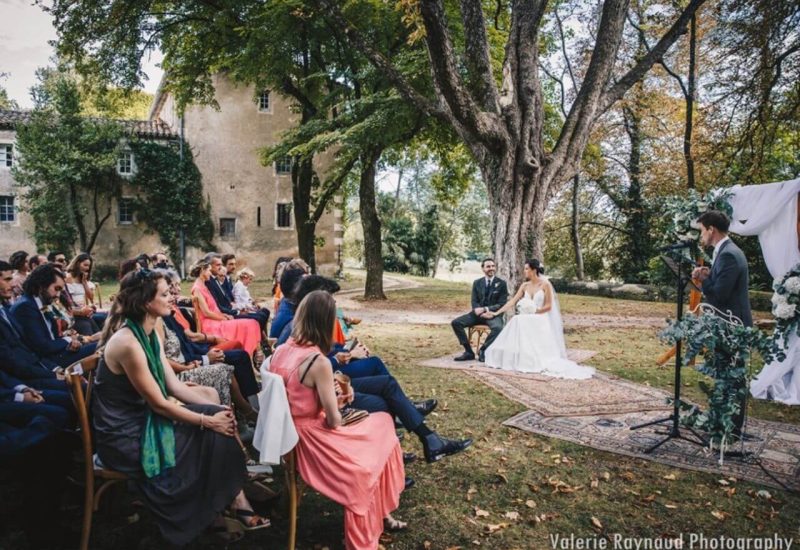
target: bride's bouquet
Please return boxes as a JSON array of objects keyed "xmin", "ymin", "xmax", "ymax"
[{"xmin": 771, "ymin": 263, "xmax": 800, "ymax": 356}]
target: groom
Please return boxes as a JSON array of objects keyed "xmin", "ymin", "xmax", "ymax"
[{"xmin": 451, "ymin": 258, "xmax": 508, "ymax": 362}]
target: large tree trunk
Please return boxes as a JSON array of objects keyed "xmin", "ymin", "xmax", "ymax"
[
  {"xmin": 292, "ymin": 156, "xmax": 318, "ymax": 273},
  {"xmin": 360, "ymin": 149, "xmax": 386, "ymax": 299},
  {"xmin": 684, "ymin": 14, "xmax": 697, "ymax": 189}
]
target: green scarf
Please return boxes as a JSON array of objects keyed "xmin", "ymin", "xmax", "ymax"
[{"xmin": 125, "ymin": 318, "xmax": 176, "ymax": 478}]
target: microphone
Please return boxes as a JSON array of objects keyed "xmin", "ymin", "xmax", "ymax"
[{"xmin": 659, "ymin": 241, "xmax": 694, "ymax": 252}]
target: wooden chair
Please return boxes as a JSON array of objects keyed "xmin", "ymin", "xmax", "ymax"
[
  {"xmin": 65, "ymin": 352, "xmax": 129, "ymax": 550},
  {"xmin": 468, "ymin": 324, "xmax": 491, "ymax": 354},
  {"xmin": 283, "ymin": 449, "xmax": 301, "ymax": 550}
]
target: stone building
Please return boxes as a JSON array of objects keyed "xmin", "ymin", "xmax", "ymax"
[{"xmin": 0, "ymin": 74, "xmax": 341, "ymax": 276}]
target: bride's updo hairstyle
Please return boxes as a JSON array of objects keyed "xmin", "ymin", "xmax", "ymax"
[{"xmin": 525, "ymin": 259, "xmax": 545, "ymax": 276}]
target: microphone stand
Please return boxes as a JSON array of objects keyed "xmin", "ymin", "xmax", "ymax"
[{"xmin": 630, "ymin": 250, "xmax": 708, "ymax": 453}]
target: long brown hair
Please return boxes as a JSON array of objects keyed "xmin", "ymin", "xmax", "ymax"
[
  {"xmin": 100, "ymin": 270, "xmax": 165, "ymax": 346},
  {"xmin": 66, "ymin": 253, "xmax": 93, "ymax": 282},
  {"xmin": 290, "ymin": 290, "xmax": 335, "ymax": 353}
]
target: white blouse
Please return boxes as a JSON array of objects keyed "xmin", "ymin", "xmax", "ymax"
[{"xmin": 232, "ymin": 280, "xmax": 255, "ymax": 310}]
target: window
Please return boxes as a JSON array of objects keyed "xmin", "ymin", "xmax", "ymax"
[
  {"xmin": 220, "ymin": 217, "xmax": 236, "ymax": 239},
  {"xmin": 0, "ymin": 196, "xmax": 15, "ymax": 222},
  {"xmin": 117, "ymin": 151, "xmax": 134, "ymax": 176},
  {"xmin": 276, "ymin": 203, "xmax": 292, "ymax": 228},
  {"xmin": 118, "ymin": 197, "xmax": 134, "ymax": 224},
  {"xmin": 257, "ymin": 90, "xmax": 270, "ymax": 112},
  {"xmin": 0, "ymin": 144, "xmax": 12, "ymax": 168},
  {"xmin": 275, "ymin": 156, "xmax": 292, "ymax": 175}
]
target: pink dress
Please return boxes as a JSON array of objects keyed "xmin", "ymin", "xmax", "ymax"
[
  {"xmin": 191, "ymin": 280, "xmax": 261, "ymax": 354},
  {"xmin": 271, "ymin": 339, "xmax": 404, "ymax": 550}
]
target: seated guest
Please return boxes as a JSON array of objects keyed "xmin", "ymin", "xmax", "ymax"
[
  {"xmin": 270, "ymin": 290, "xmax": 406, "ymax": 548},
  {"xmin": 269, "ymin": 267, "xmax": 307, "ymax": 339},
  {"xmin": 93, "ymin": 269, "xmax": 268, "ymax": 544},
  {"xmin": 10, "ymin": 264, "xmax": 97, "ymax": 367},
  {"xmin": 28, "ymin": 254, "xmax": 47, "ymax": 271},
  {"xmin": 9, "ymin": 250, "xmax": 30, "ymax": 303},
  {"xmin": 119, "ymin": 258, "xmax": 141, "ymax": 280},
  {"xmin": 191, "ymin": 259, "xmax": 262, "ymax": 356},
  {"xmin": 0, "ymin": 367, "xmax": 72, "ymax": 428},
  {"xmin": 0, "ymin": 261, "xmax": 65, "ymax": 383},
  {"xmin": 47, "ymin": 251, "xmax": 67, "ymax": 271},
  {"xmin": 151, "ymin": 252, "xmax": 170, "ymax": 269},
  {"xmin": 271, "ymin": 256, "xmax": 293, "ymax": 311},
  {"xmin": 206, "ymin": 254, "xmax": 270, "ymax": 334},
  {"xmin": 65, "ymin": 252, "xmax": 107, "ymax": 332},
  {"xmin": 161, "ymin": 270, "xmax": 260, "ymax": 412},
  {"xmin": 232, "ymin": 268, "xmax": 257, "ymax": 311}
]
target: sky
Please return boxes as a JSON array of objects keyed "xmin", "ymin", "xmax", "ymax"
[{"xmin": 0, "ymin": 0, "xmax": 163, "ymax": 109}]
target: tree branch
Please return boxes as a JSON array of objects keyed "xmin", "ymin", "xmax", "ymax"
[
  {"xmin": 460, "ymin": 0, "xmax": 501, "ymax": 112},
  {"xmin": 601, "ymin": 0, "xmax": 706, "ymax": 112},
  {"xmin": 314, "ymin": 0, "xmax": 448, "ymax": 121}
]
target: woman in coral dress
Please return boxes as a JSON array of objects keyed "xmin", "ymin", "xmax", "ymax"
[
  {"xmin": 190, "ymin": 259, "xmax": 261, "ymax": 355},
  {"xmin": 270, "ymin": 290, "xmax": 405, "ymax": 550}
]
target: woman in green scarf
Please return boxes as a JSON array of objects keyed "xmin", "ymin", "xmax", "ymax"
[{"xmin": 92, "ymin": 269, "xmax": 269, "ymax": 545}]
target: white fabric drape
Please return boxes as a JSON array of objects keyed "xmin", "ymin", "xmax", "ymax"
[
  {"xmin": 723, "ymin": 177, "xmax": 800, "ymax": 405},
  {"xmin": 253, "ymin": 356, "xmax": 299, "ymax": 464}
]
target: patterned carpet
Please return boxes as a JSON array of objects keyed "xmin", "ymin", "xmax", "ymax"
[
  {"xmin": 504, "ymin": 409, "xmax": 800, "ymax": 491},
  {"xmin": 419, "ymin": 352, "xmax": 672, "ymax": 416},
  {"xmin": 419, "ymin": 352, "xmax": 800, "ymax": 490}
]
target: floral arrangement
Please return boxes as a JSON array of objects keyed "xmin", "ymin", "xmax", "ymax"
[
  {"xmin": 660, "ymin": 311, "xmax": 774, "ymax": 450},
  {"xmin": 662, "ymin": 189, "xmax": 734, "ymax": 258},
  {"xmin": 770, "ymin": 262, "xmax": 800, "ymax": 354}
]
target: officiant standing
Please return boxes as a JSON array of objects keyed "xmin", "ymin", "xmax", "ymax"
[
  {"xmin": 451, "ymin": 259, "xmax": 509, "ymax": 363},
  {"xmin": 692, "ymin": 210, "xmax": 753, "ymax": 437}
]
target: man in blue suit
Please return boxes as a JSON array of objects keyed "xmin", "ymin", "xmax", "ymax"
[
  {"xmin": 692, "ymin": 210, "xmax": 753, "ymax": 437},
  {"xmin": 206, "ymin": 254, "xmax": 270, "ymax": 333},
  {"xmin": 10, "ymin": 264, "xmax": 96, "ymax": 368}
]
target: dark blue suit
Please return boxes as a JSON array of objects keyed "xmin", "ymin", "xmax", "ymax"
[
  {"xmin": 206, "ymin": 278, "xmax": 270, "ymax": 331},
  {"xmin": 10, "ymin": 296, "xmax": 97, "ymax": 367},
  {"xmin": 163, "ymin": 314, "xmax": 259, "ymax": 397},
  {"xmin": 0, "ymin": 305, "xmax": 60, "ymax": 380}
]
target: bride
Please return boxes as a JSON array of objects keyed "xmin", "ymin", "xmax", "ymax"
[{"xmin": 484, "ymin": 259, "xmax": 594, "ymax": 379}]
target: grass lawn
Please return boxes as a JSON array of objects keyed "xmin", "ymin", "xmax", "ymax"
[{"xmin": 32, "ymin": 272, "xmax": 799, "ymax": 549}]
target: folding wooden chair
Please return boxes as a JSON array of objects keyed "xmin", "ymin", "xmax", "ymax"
[
  {"xmin": 65, "ymin": 352, "xmax": 129, "ymax": 550},
  {"xmin": 468, "ymin": 324, "xmax": 491, "ymax": 354},
  {"xmin": 283, "ymin": 448, "xmax": 303, "ymax": 550}
]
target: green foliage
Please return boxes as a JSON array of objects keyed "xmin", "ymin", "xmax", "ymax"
[
  {"xmin": 12, "ymin": 68, "xmax": 125, "ymax": 253},
  {"xmin": 0, "ymin": 75, "xmax": 18, "ymax": 109},
  {"xmin": 660, "ymin": 312, "xmax": 775, "ymax": 446},
  {"xmin": 127, "ymin": 140, "xmax": 214, "ymax": 258}
]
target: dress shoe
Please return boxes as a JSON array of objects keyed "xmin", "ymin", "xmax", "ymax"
[
  {"xmin": 403, "ymin": 452, "xmax": 417, "ymax": 464},
  {"xmin": 454, "ymin": 351, "xmax": 475, "ymax": 361},
  {"xmin": 404, "ymin": 477, "xmax": 415, "ymax": 490},
  {"xmin": 413, "ymin": 399, "xmax": 438, "ymax": 416},
  {"xmin": 422, "ymin": 433, "xmax": 474, "ymax": 463},
  {"xmin": 478, "ymin": 350, "xmax": 485, "ymax": 363}
]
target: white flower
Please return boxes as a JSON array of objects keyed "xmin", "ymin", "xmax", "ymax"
[
  {"xmin": 784, "ymin": 276, "xmax": 800, "ymax": 294},
  {"xmin": 774, "ymin": 302, "xmax": 797, "ymax": 320},
  {"xmin": 773, "ymin": 278, "xmax": 783, "ymax": 291},
  {"xmin": 697, "ymin": 201, "xmax": 708, "ymax": 210},
  {"xmin": 772, "ymin": 292, "xmax": 789, "ymax": 307}
]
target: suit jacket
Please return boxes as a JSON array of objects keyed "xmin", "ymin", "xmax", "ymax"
[
  {"xmin": 0, "ymin": 305, "xmax": 58, "ymax": 380},
  {"xmin": 702, "ymin": 239, "xmax": 753, "ymax": 327},
  {"xmin": 163, "ymin": 314, "xmax": 208, "ymax": 363},
  {"xmin": 10, "ymin": 296, "xmax": 69, "ymax": 358},
  {"xmin": 206, "ymin": 279, "xmax": 238, "ymax": 316},
  {"xmin": 471, "ymin": 277, "xmax": 509, "ymax": 313}
]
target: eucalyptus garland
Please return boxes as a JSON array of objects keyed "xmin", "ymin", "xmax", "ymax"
[
  {"xmin": 662, "ymin": 189, "xmax": 734, "ymax": 260},
  {"xmin": 770, "ymin": 262, "xmax": 800, "ymax": 356},
  {"xmin": 660, "ymin": 312, "xmax": 774, "ymax": 447}
]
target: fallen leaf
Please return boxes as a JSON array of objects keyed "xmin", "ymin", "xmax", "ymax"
[
  {"xmin": 525, "ymin": 500, "xmax": 537, "ymax": 509},
  {"xmin": 423, "ymin": 541, "xmax": 432, "ymax": 549},
  {"xmin": 756, "ymin": 490, "xmax": 772, "ymax": 500},
  {"xmin": 466, "ymin": 486, "xmax": 478, "ymax": 502},
  {"xmin": 495, "ymin": 473, "xmax": 508, "ymax": 484},
  {"xmin": 663, "ymin": 473, "xmax": 678, "ymax": 480},
  {"xmin": 484, "ymin": 523, "xmax": 510, "ymax": 534},
  {"xmin": 602, "ymin": 472, "xmax": 611, "ymax": 481},
  {"xmin": 664, "ymin": 504, "xmax": 678, "ymax": 509},
  {"xmin": 590, "ymin": 478, "xmax": 599, "ymax": 489},
  {"xmin": 642, "ymin": 494, "xmax": 656, "ymax": 503},
  {"xmin": 474, "ymin": 508, "xmax": 490, "ymax": 518},
  {"xmin": 591, "ymin": 517, "xmax": 604, "ymax": 530},
  {"xmin": 503, "ymin": 511, "xmax": 520, "ymax": 521},
  {"xmin": 711, "ymin": 510, "xmax": 728, "ymax": 521},
  {"xmin": 718, "ymin": 479, "xmax": 730, "ymax": 486}
]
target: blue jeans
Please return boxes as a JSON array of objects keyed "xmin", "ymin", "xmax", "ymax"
[{"xmin": 350, "ymin": 375, "xmax": 424, "ymax": 432}]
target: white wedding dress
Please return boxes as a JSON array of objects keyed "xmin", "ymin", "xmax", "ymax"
[{"xmin": 484, "ymin": 285, "xmax": 595, "ymax": 379}]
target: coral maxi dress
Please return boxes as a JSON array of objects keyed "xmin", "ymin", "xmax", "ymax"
[
  {"xmin": 271, "ymin": 339, "xmax": 405, "ymax": 550},
  {"xmin": 191, "ymin": 280, "xmax": 261, "ymax": 355}
]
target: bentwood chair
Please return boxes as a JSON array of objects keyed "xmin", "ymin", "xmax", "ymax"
[{"xmin": 65, "ymin": 352, "xmax": 129, "ymax": 550}]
